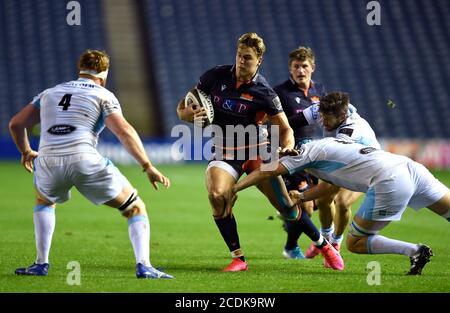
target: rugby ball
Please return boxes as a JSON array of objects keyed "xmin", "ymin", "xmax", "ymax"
[{"xmin": 185, "ymin": 88, "xmax": 214, "ymax": 126}]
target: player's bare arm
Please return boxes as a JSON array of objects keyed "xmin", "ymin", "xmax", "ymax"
[
  {"xmin": 289, "ymin": 181, "xmax": 340, "ymax": 203},
  {"xmin": 268, "ymin": 112, "xmax": 294, "ymax": 149},
  {"xmin": 105, "ymin": 112, "xmax": 170, "ymax": 189},
  {"xmin": 234, "ymin": 162, "xmax": 289, "ymax": 194},
  {"xmin": 9, "ymin": 103, "xmax": 40, "ymax": 172}
]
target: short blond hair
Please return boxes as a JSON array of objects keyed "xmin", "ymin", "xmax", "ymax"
[
  {"xmin": 237, "ymin": 32, "xmax": 266, "ymax": 58},
  {"xmin": 288, "ymin": 46, "xmax": 315, "ymax": 66},
  {"xmin": 78, "ymin": 49, "xmax": 110, "ymax": 73}
]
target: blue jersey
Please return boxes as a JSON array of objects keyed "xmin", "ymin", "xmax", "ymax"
[
  {"xmin": 197, "ymin": 65, "xmax": 283, "ymax": 159},
  {"xmin": 198, "ymin": 65, "xmax": 283, "ymax": 127},
  {"xmin": 274, "ymin": 78, "xmax": 325, "ymax": 143}
]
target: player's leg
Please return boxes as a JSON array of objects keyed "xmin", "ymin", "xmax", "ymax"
[
  {"xmin": 348, "ymin": 215, "xmax": 433, "ymax": 275},
  {"xmin": 304, "ymin": 183, "xmax": 338, "ymax": 259},
  {"xmin": 347, "ymin": 175, "xmax": 432, "ymax": 275},
  {"xmin": 322, "ymin": 189, "xmax": 360, "ymax": 268},
  {"xmin": 315, "ymin": 192, "xmax": 336, "ymax": 240},
  {"xmin": 281, "ymin": 197, "xmax": 311, "ymax": 259},
  {"xmin": 346, "ymin": 216, "xmax": 390, "ymax": 254},
  {"xmin": 15, "ymin": 156, "xmax": 67, "ymax": 276},
  {"xmin": 280, "ymin": 173, "xmax": 315, "ymax": 259},
  {"xmin": 76, "ymin": 155, "xmax": 172, "ymax": 279},
  {"xmin": 206, "ymin": 161, "xmax": 247, "ymax": 272},
  {"xmin": 332, "ymin": 190, "xmax": 362, "ymax": 249},
  {"xmin": 15, "ymin": 191, "xmax": 56, "ymax": 276},
  {"xmin": 347, "ymin": 185, "xmax": 419, "ymax": 256},
  {"xmin": 426, "ymin": 191, "xmax": 450, "ymax": 221},
  {"xmin": 103, "ymin": 183, "xmax": 172, "ymax": 279},
  {"xmin": 257, "ymin": 175, "xmax": 344, "ymax": 270},
  {"xmin": 33, "ymin": 194, "xmax": 56, "ymax": 265},
  {"xmin": 409, "ymin": 161, "xmax": 450, "ymax": 221}
]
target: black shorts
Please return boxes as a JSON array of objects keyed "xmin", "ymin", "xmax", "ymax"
[{"xmin": 207, "ymin": 158, "xmax": 264, "ymax": 178}]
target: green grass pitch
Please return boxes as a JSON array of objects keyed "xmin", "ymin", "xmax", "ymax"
[{"xmin": 0, "ymin": 162, "xmax": 449, "ymax": 293}]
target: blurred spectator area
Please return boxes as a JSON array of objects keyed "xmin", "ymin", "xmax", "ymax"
[{"xmin": 1, "ymin": 0, "xmax": 449, "ymax": 139}]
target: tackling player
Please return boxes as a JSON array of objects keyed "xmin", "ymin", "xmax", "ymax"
[
  {"xmin": 230, "ymin": 138, "xmax": 450, "ymax": 275},
  {"xmin": 292, "ymin": 92, "xmax": 380, "ymax": 269}
]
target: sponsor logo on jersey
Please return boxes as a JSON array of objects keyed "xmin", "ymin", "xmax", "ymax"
[
  {"xmin": 359, "ymin": 147, "xmax": 377, "ymax": 154},
  {"xmin": 221, "ymin": 84, "xmax": 227, "ymax": 91},
  {"xmin": 222, "ymin": 99, "xmax": 248, "ymax": 114},
  {"xmin": 47, "ymin": 124, "xmax": 76, "ymax": 135},
  {"xmin": 378, "ymin": 209, "xmax": 396, "ymax": 217},
  {"xmin": 338, "ymin": 128, "xmax": 354, "ymax": 137},
  {"xmin": 295, "ymin": 97, "xmax": 301, "ymax": 104},
  {"xmin": 272, "ymin": 96, "xmax": 282, "ymax": 111},
  {"xmin": 311, "ymin": 105, "xmax": 320, "ymax": 120}
]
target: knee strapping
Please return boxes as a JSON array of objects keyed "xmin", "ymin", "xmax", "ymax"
[
  {"xmin": 118, "ymin": 189, "xmax": 139, "ymax": 215},
  {"xmin": 34, "ymin": 204, "xmax": 55, "ymax": 213},
  {"xmin": 349, "ymin": 221, "xmax": 379, "ymax": 237}
]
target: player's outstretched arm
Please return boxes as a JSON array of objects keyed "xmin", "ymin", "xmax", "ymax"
[
  {"xmin": 105, "ymin": 112, "xmax": 170, "ymax": 190},
  {"xmin": 290, "ymin": 181, "xmax": 340, "ymax": 203},
  {"xmin": 9, "ymin": 103, "xmax": 40, "ymax": 173},
  {"xmin": 234, "ymin": 162, "xmax": 289, "ymax": 193}
]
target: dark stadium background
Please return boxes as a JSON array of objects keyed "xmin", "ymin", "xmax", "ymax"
[{"xmin": 0, "ymin": 0, "xmax": 449, "ymax": 167}]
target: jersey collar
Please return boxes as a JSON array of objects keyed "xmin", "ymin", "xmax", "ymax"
[{"xmin": 231, "ymin": 64, "xmax": 259, "ymax": 86}]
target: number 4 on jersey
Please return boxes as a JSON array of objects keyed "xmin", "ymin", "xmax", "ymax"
[{"xmin": 58, "ymin": 94, "xmax": 72, "ymax": 111}]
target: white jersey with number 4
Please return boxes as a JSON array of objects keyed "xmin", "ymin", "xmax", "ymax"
[
  {"xmin": 302, "ymin": 104, "xmax": 380, "ymax": 148},
  {"xmin": 32, "ymin": 78, "xmax": 122, "ymax": 155}
]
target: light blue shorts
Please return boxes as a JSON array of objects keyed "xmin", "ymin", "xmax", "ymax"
[
  {"xmin": 34, "ymin": 152, "xmax": 130, "ymax": 205},
  {"xmin": 356, "ymin": 161, "xmax": 448, "ymax": 221}
]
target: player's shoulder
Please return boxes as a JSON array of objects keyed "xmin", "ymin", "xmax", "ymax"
[
  {"xmin": 311, "ymin": 81, "xmax": 326, "ymax": 95},
  {"xmin": 252, "ymin": 73, "xmax": 278, "ymax": 98},
  {"xmin": 97, "ymin": 84, "xmax": 116, "ymax": 98},
  {"xmin": 36, "ymin": 80, "xmax": 74, "ymax": 99},
  {"xmin": 199, "ymin": 65, "xmax": 232, "ymax": 86}
]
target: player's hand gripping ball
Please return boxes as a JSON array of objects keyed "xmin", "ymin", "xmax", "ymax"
[{"xmin": 185, "ymin": 88, "xmax": 214, "ymax": 127}]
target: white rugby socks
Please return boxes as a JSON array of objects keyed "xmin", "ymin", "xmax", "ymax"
[
  {"xmin": 367, "ymin": 235, "xmax": 418, "ymax": 256},
  {"xmin": 313, "ymin": 234, "xmax": 325, "ymax": 246},
  {"xmin": 128, "ymin": 215, "xmax": 151, "ymax": 266},
  {"xmin": 33, "ymin": 205, "xmax": 56, "ymax": 264},
  {"xmin": 331, "ymin": 233, "xmax": 344, "ymax": 245},
  {"xmin": 320, "ymin": 224, "xmax": 334, "ymax": 240}
]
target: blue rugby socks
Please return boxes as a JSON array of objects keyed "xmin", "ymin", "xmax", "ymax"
[{"xmin": 284, "ymin": 220, "xmax": 303, "ymax": 250}]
